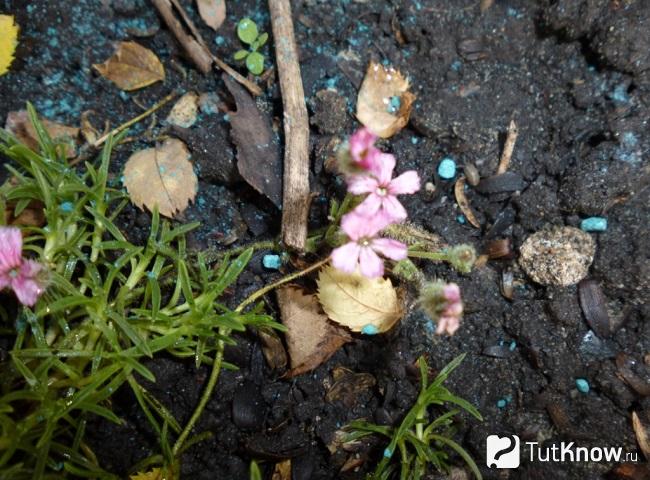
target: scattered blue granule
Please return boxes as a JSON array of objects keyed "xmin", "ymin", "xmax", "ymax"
[
  {"xmin": 58, "ymin": 202, "xmax": 74, "ymax": 214},
  {"xmin": 262, "ymin": 254, "xmax": 282, "ymax": 270},
  {"xmin": 450, "ymin": 60, "xmax": 462, "ymax": 71},
  {"xmin": 410, "ymin": 136, "xmax": 419, "ymax": 145},
  {"xmin": 387, "ymin": 95, "xmax": 401, "ymax": 114},
  {"xmin": 437, "ymin": 157, "xmax": 456, "ymax": 179},
  {"xmin": 575, "ymin": 378, "xmax": 590, "ymax": 393},
  {"xmin": 456, "ymin": 215, "xmax": 466, "ymax": 224},
  {"xmin": 43, "ymin": 71, "xmax": 64, "ymax": 86},
  {"xmin": 496, "ymin": 399, "xmax": 507, "ymax": 408},
  {"xmin": 361, "ymin": 324, "xmax": 379, "ymax": 335},
  {"xmin": 223, "ymin": 113, "xmax": 230, "ymax": 123},
  {"xmin": 325, "ymin": 76, "xmax": 338, "ymax": 89},
  {"xmin": 383, "ymin": 447, "xmax": 393, "ymax": 458},
  {"xmin": 580, "ymin": 217, "xmax": 607, "ymax": 232},
  {"xmin": 610, "ymin": 83, "xmax": 629, "ymax": 104},
  {"xmin": 146, "ymin": 271, "xmax": 157, "ymax": 280},
  {"xmin": 507, "ymin": 7, "xmax": 524, "ymax": 18},
  {"xmin": 509, "ymin": 340, "xmax": 517, "ymax": 351},
  {"xmin": 27, "ymin": 4, "xmax": 36, "ymax": 13},
  {"xmin": 215, "ymin": 35, "xmax": 225, "ymax": 46}
]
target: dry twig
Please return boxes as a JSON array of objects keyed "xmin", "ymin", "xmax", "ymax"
[
  {"xmin": 269, "ymin": 0, "xmax": 311, "ymax": 250},
  {"xmin": 497, "ymin": 119, "xmax": 518, "ymax": 174}
]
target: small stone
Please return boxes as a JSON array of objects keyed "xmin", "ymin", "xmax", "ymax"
[
  {"xmin": 425, "ymin": 181, "xmax": 436, "ymax": 192},
  {"xmin": 438, "ymin": 157, "xmax": 456, "ymax": 179},
  {"xmin": 497, "ymin": 399, "xmax": 507, "ymax": 408},
  {"xmin": 580, "ymin": 217, "xmax": 607, "ymax": 232},
  {"xmin": 262, "ymin": 254, "xmax": 282, "ymax": 270},
  {"xmin": 576, "ymin": 378, "xmax": 590, "ymax": 393},
  {"xmin": 361, "ymin": 324, "xmax": 379, "ymax": 335},
  {"xmin": 519, "ymin": 226, "xmax": 595, "ymax": 286}
]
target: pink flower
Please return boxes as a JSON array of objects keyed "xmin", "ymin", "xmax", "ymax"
[
  {"xmin": 0, "ymin": 227, "xmax": 45, "ymax": 307},
  {"xmin": 347, "ymin": 153, "xmax": 420, "ymax": 222},
  {"xmin": 436, "ymin": 284, "xmax": 463, "ymax": 335},
  {"xmin": 331, "ymin": 212, "xmax": 407, "ymax": 278},
  {"xmin": 349, "ymin": 127, "xmax": 381, "ymax": 171}
]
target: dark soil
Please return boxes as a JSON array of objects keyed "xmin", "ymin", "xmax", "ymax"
[{"xmin": 1, "ymin": 0, "xmax": 649, "ymax": 479}]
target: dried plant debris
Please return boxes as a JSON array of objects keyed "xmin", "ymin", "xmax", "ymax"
[
  {"xmin": 93, "ymin": 41, "xmax": 165, "ymax": 91},
  {"xmin": 454, "ymin": 176, "xmax": 480, "ymax": 228},
  {"xmin": 5, "ymin": 110, "xmax": 79, "ymax": 158},
  {"xmin": 197, "ymin": 0, "xmax": 226, "ymax": 31},
  {"xmin": 356, "ymin": 61, "xmax": 415, "ymax": 138},
  {"xmin": 519, "ymin": 226, "xmax": 595, "ymax": 286},
  {"xmin": 277, "ymin": 285, "xmax": 351, "ymax": 378},
  {"xmin": 123, "ymin": 138, "xmax": 198, "ymax": 218},
  {"xmin": 223, "ymin": 74, "xmax": 282, "ymax": 208},
  {"xmin": 4, "ymin": 199, "xmax": 45, "ymax": 228},
  {"xmin": 166, "ymin": 92, "xmax": 199, "ymax": 128},
  {"xmin": 578, "ymin": 279, "xmax": 611, "ymax": 338},
  {"xmin": 0, "ymin": 15, "xmax": 19, "ymax": 76},
  {"xmin": 325, "ymin": 366, "xmax": 376, "ymax": 407},
  {"xmin": 616, "ymin": 353, "xmax": 650, "ymax": 397},
  {"xmin": 317, "ymin": 264, "xmax": 403, "ymax": 333},
  {"xmin": 632, "ymin": 411, "xmax": 650, "ymax": 461}
]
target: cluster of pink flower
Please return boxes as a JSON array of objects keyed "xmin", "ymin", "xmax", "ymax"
[
  {"xmin": 0, "ymin": 227, "xmax": 45, "ymax": 307},
  {"xmin": 436, "ymin": 283, "xmax": 463, "ymax": 335},
  {"xmin": 331, "ymin": 128, "xmax": 420, "ymax": 278}
]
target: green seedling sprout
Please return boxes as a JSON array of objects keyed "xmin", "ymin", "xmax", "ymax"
[
  {"xmin": 345, "ymin": 354, "xmax": 483, "ymax": 480},
  {"xmin": 234, "ymin": 17, "xmax": 268, "ymax": 75}
]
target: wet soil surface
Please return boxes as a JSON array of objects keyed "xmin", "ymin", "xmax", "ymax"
[{"xmin": 1, "ymin": 0, "xmax": 650, "ymax": 478}]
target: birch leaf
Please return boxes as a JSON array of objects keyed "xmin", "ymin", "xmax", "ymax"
[
  {"xmin": 197, "ymin": 0, "xmax": 226, "ymax": 31},
  {"xmin": 123, "ymin": 138, "xmax": 197, "ymax": 218},
  {"xmin": 0, "ymin": 15, "xmax": 19, "ymax": 76},
  {"xmin": 356, "ymin": 62, "xmax": 415, "ymax": 138},
  {"xmin": 317, "ymin": 265, "xmax": 403, "ymax": 333},
  {"xmin": 277, "ymin": 285, "xmax": 351, "ymax": 377},
  {"xmin": 93, "ymin": 41, "xmax": 165, "ymax": 91}
]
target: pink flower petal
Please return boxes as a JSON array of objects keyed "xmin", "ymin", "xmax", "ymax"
[
  {"xmin": 0, "ymin": 227, "xmax": 23, "ymax": 273},
  {"xmin": 0, "ymin": 273, "xmax": 10, "ymax": 291},
  {"xmin": 347, "ymin": 174, "xmax": 379, "ymax": 195},
  {"xmin": 10, "ymin": 276, "xmax": 43, "ymax": 307},
  {"xmin": 373, "ymin": 153, "xmax": 396, "ymax": 184},
  {"xmin": 443, "ymin": 283, "xmax": 461, "ymax": 302},
  {"xmin": 358, "ymin": 247, "xmax": 384, "ymax": 278},
  {"xmin": 331, "ymin": 242, "xmax": 362, "ymax": 273},
  {"xmin": 371, "ymin": 238, "xmax": 408, "ymax": 261},
  {"xmin": 353, "ymin": 193, "xmax": 384, "ymax": 219},
  {"xmin": 381, "ymin": 195, "xmax": 408, "ymax": 221},
  {"xmin": 388, "ymin": 170, "xmax": 420, "ymax": 195},
  {"xmin": 350, "ymin": 128, "xmax": 377, "ymax": 161}
]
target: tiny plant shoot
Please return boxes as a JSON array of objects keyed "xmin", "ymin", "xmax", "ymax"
[{"xmin": 234, "ymin": 17, "xmax": 268, "ymax": 75}]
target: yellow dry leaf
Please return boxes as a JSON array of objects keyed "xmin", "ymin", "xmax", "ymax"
[
  {"xmin": 316, "ymin": 265, "xmax": 403, "ymax": 333},
  {"xmin": 166, "ymin": 92, "xmax": 199, "ymax": 128},
  {"xmin": 129, "ymin": 468, "xmax": 164, "ymax": 480},
  {"xmin": 93, "ymin": 41, "xmax": 165, "ymax": 91},
  {"xmin": 123, "ymin": 138, "xmax": 198, "ymax": 218},
  {"xmin": 197, "ymin": 0, "xmax": 226, "ymax": 31},
  {"xmin": 356, "ymin": 61, "xmax": 415, "ymax": 138},
  {"xmin": 0, "ymin": 15, "xmax": 19, "ymax": 76}
]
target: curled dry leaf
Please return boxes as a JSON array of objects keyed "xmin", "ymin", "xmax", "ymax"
[
  {"xmin": 277, "ymin": 285, "xmax": 351, "ymax": 378},
  {"xmin": 197, "ymin": 0, "xmax": 226, "ymax": 31},
  {"xmin": 632, "ymin": 411, "xmax": 650, "ymax": 461},
  {"xmin": 166, "ymin": 92, "xmax": 199, "ymax": 128},
  {"xmin": 123, "ymin": 138, "xmax": 198, "ymax": 218},
  {"xmin": 271, "ymin": 459, "xmax": 291, "ymax": 480},
  {"xmin": 454, "ymin": 176, "xmax": 480, "ymax": 228},
  {"xmin": 356, "ymin": 61, "xmax": 415, "ymax": 138},
  {"xmin": 325, "ymin": 367, "xmax": 376, "ymax": 407},
  {"xmin": 93, "ymin": 41, "xmax": 165, "ymax": 91},
  {"xmin": 317, "ymin": 264, "xmax": 403, "ymax": 333},
  {"xmin": 5, "ymin": 110, "xmax": 79, "ymax": 158}
]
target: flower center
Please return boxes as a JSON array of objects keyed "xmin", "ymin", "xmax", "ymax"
[
  {"xmin": 376, "ymin": 187, "xmax": 388, "ymax": 196},
  {"xmin": 360, "ymin": 239, "xmax": 371, "ymax": 247},
  {"xmin": 9, "ymin": 269, "xmax": 18, "ymax": 278}
]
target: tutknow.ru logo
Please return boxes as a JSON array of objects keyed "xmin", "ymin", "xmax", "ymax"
[{"xmin": 486, "ymin": 434, "xmax": 639, "ymax": 468}]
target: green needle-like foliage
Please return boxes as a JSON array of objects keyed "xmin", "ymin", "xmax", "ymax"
[
  {"xmin": 345, "ymin": 354, "xmax": 483, "ymax": 480},
  {"xmin": 0, "ymin": 104, "xmax": 282, "ymax": 478}
]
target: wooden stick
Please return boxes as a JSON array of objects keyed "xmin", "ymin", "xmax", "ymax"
[
  {"xmin": 497, "ymin": 119, "xmax": 518, "ymax": 174},
  {"xmin": 269, "ymin": 0, "xmax": 311, "ymax": 251},
  {"xmin": 151, "ymin": 0, "xmax": 262, "ymax": 96}
]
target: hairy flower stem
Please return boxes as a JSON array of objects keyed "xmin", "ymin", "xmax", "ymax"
[{"xmin": 172, "ymin": 256, "xmax": 330, "ymax": 458}]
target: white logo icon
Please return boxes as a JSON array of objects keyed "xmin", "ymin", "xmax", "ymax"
[{"xmin": 486, "ymin": 434, "xmax": 520, "ymax": 468}]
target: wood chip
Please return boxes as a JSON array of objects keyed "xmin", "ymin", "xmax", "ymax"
[
  {"xmin": 123, "ymin": 138, "xmax": 198, "ymax": 218},
  {"xmin": 93, "ymin": 41, "xmax": 165, "ymax": 91},
  {"xmin": 223, "ymin": 74, "xmax": 282, "ymax": 208},
  {"xmin": 277, "ymin": 285, "xmax": 351, "ymax": 378},
  {"xmin": 454, "ymin": 176, "xmax": 481, "ymax": 228},
  {"xmin": 497, "ymin": 119, "xmax": 518, "ymax": 174},
  {"xmin": 196, "ymin": 0, "xmax": 226, "ymax": 31}
]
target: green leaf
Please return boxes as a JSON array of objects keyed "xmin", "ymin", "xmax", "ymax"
[
  {"xmin": 237, "ymin": 18, "xmax": 258, "ymax": 44},
  {"xmin": 430, "ymin": 434, "xmax": 482, "ymax": 480},
  {"xmin": 257, "ymin": 32, "xmax": 268, "ymax": 47},
  {"xmin": 246, "ymin": 52, "xmax": 264, "ymax": 75},
  {"xmin": 234, "ymin": 49, "xmax": 249, "ymax": 61}
]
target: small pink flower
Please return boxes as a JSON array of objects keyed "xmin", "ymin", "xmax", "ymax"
[
  {"xmin": 347, "ymin": 153, "xmax": 420, "ymax": 222},
  {"xmin": 436, "ymin": 283, "xmax": 463, "ymax": 335},
  {"xmin": 349, "ymin": 127, "xmax": 381, "ymax": 171},
  {"xmin": 331, "ymin": 212, "xmax": 407, "ymax": 278},
  {"xmin": 0, "ymin": 227, "xmax": 45, "ymax": 307}
]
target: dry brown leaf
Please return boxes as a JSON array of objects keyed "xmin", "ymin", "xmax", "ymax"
[
  {"xmin": 277, "ymin": 285, "xmax": 351, "ymax": 378},
  {"xmin": 93, "ymin": 41, "xmax": 165, "ymax": 91},
  {"xmin": 197, "ymin": 0, "xmax": 226, "ymax": 31},
  {"xmin": 271, "ymin": 459, "xmax": 291, "ymax": 480},
  {"xmin": 5, "ymin": 110, "xmax": 79, "ymax": 158},
  {"xmin": 325, "ymin": 367, "xmax": 376, "ymax": 407},
  {"xmin": 4, "ymin": 200, "xmax": 45, "ymax": 228},
  {"xmin": 356, "ymin": 61, "xmax": 415, "ymax": 138},
  {"xmin": 633, "ymin": 411, "xmax": 650, "ymax": 461},
  {"xmin": 317, "ymin": 265, "xmax": 403, "ymax": 333},
  {"xmin": 166, "ymin": 92, "xmax": 199, "ymax": 128},
  {"xmin": 454, "ymin": 176, "xmax": 481, "ymax": 228},
  {"xmin": 123, "ymin": 138, "xmax": 197, "ymax": 218}
]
